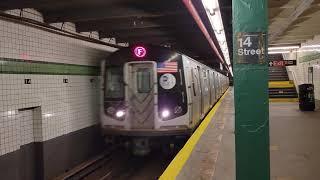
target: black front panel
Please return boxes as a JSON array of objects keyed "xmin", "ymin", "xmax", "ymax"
[{"xmin": 157, "ymin": 56, "xmax": 188, "ymax": 120}]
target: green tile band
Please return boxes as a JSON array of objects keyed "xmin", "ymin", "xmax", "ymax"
[
  {"xmin": 0, "ymin": 58, "xmax": 99, "ymax": 76},
  {"xmin": 299, "ymin": 52, "xmax": 320, "ymax": 63}
]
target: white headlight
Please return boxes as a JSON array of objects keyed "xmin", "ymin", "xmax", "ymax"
[
  {"xmin": 116, "ymin": 110, "xmax": 125, "ymax": 118},
  {"xmin": 161, "ymin": 110, "xmax": 170, "ymax": 118}
]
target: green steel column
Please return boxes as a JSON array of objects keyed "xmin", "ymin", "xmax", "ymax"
[{"xmin": 233, "ymin": 0, "xmax": 270, "ymax": 180}]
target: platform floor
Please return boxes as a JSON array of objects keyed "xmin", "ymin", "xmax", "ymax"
[
  {"xmin": 176, "ymin": 88, "xmax": 235, "ymax": 180},
  {"xmin": 270, "ymin": 102, "xmax": 320, "ymax": 180},
  {"xmin": 175, "ymin": 87, "xmax": 320, "ymax": 180}
]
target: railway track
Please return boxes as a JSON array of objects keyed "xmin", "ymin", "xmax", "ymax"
[{"xmin": 54, "ymin": 147, "xmax": 176, "ymax": 180}]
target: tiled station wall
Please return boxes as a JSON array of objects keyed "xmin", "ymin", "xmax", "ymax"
[
  {"xmin": 0, "ymin": 9, "xmax": 117, "ymax": 179},
  {"xmin": 283, "ymin": 37, "xmax": 320, "ymax": 104}
]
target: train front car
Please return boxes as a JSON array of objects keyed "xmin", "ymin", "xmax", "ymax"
[{"xmin": 101, "ymin": 45, "xmax": 189, "ymax": 155}]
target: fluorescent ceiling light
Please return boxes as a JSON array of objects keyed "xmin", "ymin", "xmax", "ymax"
[
  {"xmin": 297, "ymin": 49, "xmax": 320, "ymax": 52},
  {"xmin": 268, "ymin": 51, "xmax": 290, "ymax": 54},
  {"xmin": 201, "ymin": 0, "xmax": 232, "ymax": 76},
  {"xmin": 268, "ymin": 46, "xmax": 300, "ymax": 50},
  {"xmin": 301, "ymin": 44, "xmax": 320, "ymax": 48}
]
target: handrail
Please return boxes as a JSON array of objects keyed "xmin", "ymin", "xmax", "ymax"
[{"xmin": 287, "ymin": 69, "xmax": 299, "ymax": 93}]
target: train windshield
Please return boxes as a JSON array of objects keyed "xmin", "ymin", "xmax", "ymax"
[{"xmin": 105, "ymin": 67, "xmax": 124, "ymax": 99}]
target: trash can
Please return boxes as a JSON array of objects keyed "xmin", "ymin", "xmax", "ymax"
[{"xmin": 298, "ymin": 84, "xmax": 315, "ymax": 111}]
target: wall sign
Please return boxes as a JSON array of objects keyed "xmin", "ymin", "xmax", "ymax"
[
  {"xmin": 236, "ymin": 32, "xmax": 266, "ymax": 64},
  {"xmin": 159, "ymin": 73, "xmax": 176, "ymax": 89},
  {"xmin": 24, "ymin": 79, "xmax": 31, "ymax": 84},
  {"xmin": 268, "ymin": 60, "xmax": 296, "ymax": 67}
]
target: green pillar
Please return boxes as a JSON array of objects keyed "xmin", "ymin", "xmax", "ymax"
[{"xmin": 233, "ymin": 0, "xmax": 270, "ymax": 180}]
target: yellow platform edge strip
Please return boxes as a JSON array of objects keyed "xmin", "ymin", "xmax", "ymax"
[
  {"xmin": 159, "ymin": 88, "xmax": 229, "ymax": 180},
  {"xmin": 269, "ymin": 98, "xmax": 298, "ymax": 102}
]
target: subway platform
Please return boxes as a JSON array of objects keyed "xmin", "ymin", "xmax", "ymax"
[{"xmin": 160, "ymin": 87, "xmax": 320, "ymax": 180}]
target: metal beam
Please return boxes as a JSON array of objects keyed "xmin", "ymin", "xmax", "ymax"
[
  {"xmin": 182, "ymin": 0, "xmax": 227, "ymax": 67},
  {"xmin": 99, "ymin": 26, "xmax": 200, "ymax": 39},
  {"xmin": 99, "ymin": 28, "xmax": 172, "ymax": 39},
  {"xmin": 43, "ymin": 6, "xmax": 192, "ymax": 23},
  {"xmin": 269, "ymin": 0, "xmax": 314, "ymax": 42},
  {"xmin": 0, "ymin": 0, "xmax": 132, "ymax": 11},
  {"xmin": 76, "ymin": 16, "xmax": 196, "ymax": 32},
  {"xmin": 116, "ymin": 34, "xmax": 176, "ymax": 42}
]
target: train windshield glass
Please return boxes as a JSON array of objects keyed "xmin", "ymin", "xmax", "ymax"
[
  {"xmin": 105, "ymin": 67, "xmax": 124, "ymax": 99},
  {"xmin": 137, "ymin": 68, "xmax": 152, "ymax": 93}
]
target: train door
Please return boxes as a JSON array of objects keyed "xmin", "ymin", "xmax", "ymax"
[
  {"xmin": 124, "ymin": 62, "xmax": 157, "ymax": 129},
  {"xmin": 202, "ymin": 69, "xmax": 210, "ymax": 113},
  {"xmin": 190, "ymin": 67, "xmax": 201, "ymax": 126},
  {"xmin": 210, "ymin": 71, "xmax": 216, "ymax": 105},
  {"xmin": 213, "ymin": 72, "xmax": 218, "ymax": 101},
  {"xmin": 208, "ymin": 70, "xmax": 212, "ymax": 106},
  {"xmin": 197, "ymin": 66, "xmax": 204, "ymax": 118},
  {"xmin": 217, "ymin": 74, "xmax": 221, "ymax": 96}
]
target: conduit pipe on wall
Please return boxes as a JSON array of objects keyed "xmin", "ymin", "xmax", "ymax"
[{"xmin": 182, "ymin": 0, "xmax": 229, "ymax": 73}]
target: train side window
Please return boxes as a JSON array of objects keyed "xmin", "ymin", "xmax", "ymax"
[
  {"xmin": 203, "ymin": 70, "xmax": 207, "ymax": 78},
  {"xmin": 105, "ymin": 67, "xmax": 124, "ymax": 99},
  {"xmin": 137, "ymin": 68, "xmax": 151, "ymax": 93}
]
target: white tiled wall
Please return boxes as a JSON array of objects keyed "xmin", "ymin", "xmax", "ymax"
[
  {"xmin": 0, "ymin": 74, "xmax": 100, "ymax": 155},
  {"xmin": 0, "ymin": 19, "xmax": 117, "ymax": 66},
  {"xmin": 5, "ymin": 9, "xmax": 44, "ymax": 22},
  {"xmin": 0, "ymin": 14, "xmax": 116, "ymax": 155},
  {"xmin": 283, "ymin": 37, "xmax": 320, "ymax": 101}
]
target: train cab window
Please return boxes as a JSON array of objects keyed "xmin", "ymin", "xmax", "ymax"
[
  {"xmin": 137, "ymin": 68, "xmax": 152, "ymax": 93},
  {"xmin": 105, "ymin": 67, "xmax": 124, "ymax": 99}
]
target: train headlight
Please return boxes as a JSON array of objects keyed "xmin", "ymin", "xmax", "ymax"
[
  {"xmin": 116, "ymin": 110, "xmax": 125, "ymax": 118},
  {"xmin": 161, "ymin": 109, "xmax": 170, "ymax": 118}
]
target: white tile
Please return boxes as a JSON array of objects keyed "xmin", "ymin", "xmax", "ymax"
[{"xmin": 0, "ymin": 17, "xmax": 104, "ymax": 155}]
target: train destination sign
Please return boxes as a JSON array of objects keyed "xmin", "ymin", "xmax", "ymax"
[
  {"xmin": 268, "ymin": 60, "xmax": 296, "ymax": 67},
  {"xmin": 236, "ymin": 32, "xmax": 266, "ymax": 64}
]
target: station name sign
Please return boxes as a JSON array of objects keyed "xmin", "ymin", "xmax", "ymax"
[
  {"xmin": 268, "ymin": 60, "xmax": 296, "ymax": 67},
  {"xmin": 236, "ymin": 32, "xmax": 266, "ymax": 64}
]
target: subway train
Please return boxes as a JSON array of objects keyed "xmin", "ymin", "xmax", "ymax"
[{"xmin": 100, "ymin": 45, "xmax": 229, "ymax": 155}]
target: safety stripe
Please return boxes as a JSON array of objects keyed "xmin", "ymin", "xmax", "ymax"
[
  {"xmin": 269, "ymin": 98, "xmax": 298, "ymax": 102},
  {"xmin": 159, "ymin": 88, "xmax": 229, "ymax": 180},
  {"xmin": 268, "ymin": 81, "xmax": 295, "ymax": 88}
]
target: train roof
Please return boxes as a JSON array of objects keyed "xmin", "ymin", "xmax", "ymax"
[{"xmin": 105, "ymin": 44, "xmax": 227, "ymax": 76}]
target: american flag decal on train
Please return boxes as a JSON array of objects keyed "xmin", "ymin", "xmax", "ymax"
[{"xmin": 157, "ymin": 61, "xmax": 178, "ymax": 73}]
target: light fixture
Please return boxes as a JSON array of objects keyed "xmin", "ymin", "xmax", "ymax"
[
  {"xmin": 201, "ymin": 0, "xmax": 232, "ymax": 76},
  {"xmin": 44, "ymin": 113, "xmax": 53, "ymax": 118},
  {"xmin": 297, "ymin": 49, "xmax": 320, "ymax": 52},
  {"xmin": 161, "ymin": 109, "xmax": 170, "ymax": 118},
  {"xmin": 268, "ymin": 46, "xmax": 300, "ymax": 51},
  {"xmin": 115, "ymin": 110, "xmax": 125, "ymax": 118},
  {"xmin": 7, "ymin": 110, "xmax": 16, "ymax": 116},
  {"xmin": 268, "ymin": 51, "xmax": 290, "ymax": 54},
  {"xmin": 301, "ymin": 44, "xmax": 320, "ymax": 48}
]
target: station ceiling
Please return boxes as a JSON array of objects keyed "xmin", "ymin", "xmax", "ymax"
[
  {"xmin": 0, "ymin": 0, "xmax": 232, "ymax": 71},
  {"xmin": 269, "ymin": 0, "xmax": 320, "ymax": 45},
  {"xmin": 2, "ymin": 0, "xmax": 320, "ymax": 68}
]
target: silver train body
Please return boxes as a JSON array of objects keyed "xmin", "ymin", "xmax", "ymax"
[{"xmin": 100, "ymin": 45, "xmax": 229, "ymax": 154}]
